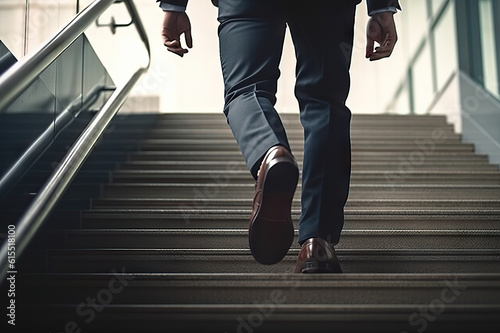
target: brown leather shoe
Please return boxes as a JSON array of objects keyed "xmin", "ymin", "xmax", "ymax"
[
  {"xmin": 294, "ymin": 237, "xmax": 342, "ymax": 273},
  {"xmin": 249, "ymin": 145, "xmax": 299, "ymax": 265}
]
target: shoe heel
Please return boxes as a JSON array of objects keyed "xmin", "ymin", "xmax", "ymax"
[{"xmin": 264, "ymin": 159, "xmax": 299, "ymax": 194}]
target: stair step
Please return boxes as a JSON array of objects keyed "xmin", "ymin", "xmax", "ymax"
[
  {"xmin": 120, "ymin": 139, "xmax": 476, "ymax": 153},
  {"xmin": 148, "ymin": 121, "xmax": 456, "ymax": 131},
  {"xmin": 17, "ymin": 272, "xmax": 500, "ymax": 304},
  {"xmin": 136, "ymin": 129, "xmax": 463, "ymax": 140},
  {"xmin": 151, "ymin": 113, "xmax": 452, "ymax": 125},
  {"xmin": 128, "ymin": 150, "xmax": 491, "ymax": 162},
  {"xmin": 17, "ymin": 271, "xmax": 500, "ymax": 332},
  {"xmin": 90, "ymin": 198, "xmax": 500, "ymax": 210},
  {"xmin": 61, "ymin": 228, "xmax": 500, "ymax": 250},
  {"xmin": 101, "ymin": 183, "xmax": 500, "ymax": 200},
  {"xmin": 45, "ymin": 249, "xmax": 500, "ymax": 273},
  {"xmin": 17, "ymin": 303, "xmax": 500, "ymax": 333},
  {"xmin": 109, "ymin": 170, "xmax": 500, "ymax": 185},
  {"xmin": 0, "ymin": 136, "xmax": 466, "ymax": 145},
  {"xmin": 1, "ymin": 129, "xmax": 463, "ymax": 141},
  {"xmin": 80, "ymin": 208, "xmax": 500, "ymax": 230},
  {"xmin": 118, "ymin": 160, "xmax": 497, "ymax": 171}
]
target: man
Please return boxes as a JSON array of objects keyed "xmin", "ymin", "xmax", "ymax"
[{"xmin": 158, "ymin": 0, "xmax": 400, "ymax": 273}]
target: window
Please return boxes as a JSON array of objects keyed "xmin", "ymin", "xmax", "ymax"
[
  {"xmin": 431, "ymin": 0, "xmax": 447, "ymax": 18},
  {"xmin": 434, "ymin": 1, "xmax": 458, "ymax": 91},
  {"xmin": 412, "ymin": 43, "xmax": 434, "ymax": 114},
  {"xmin": 403, "ymin": 0, "xmax": 429, "ymax": 55},
  {"xmin": 478, "ymin": 0, "xmax": 500, "ymax": 98}
]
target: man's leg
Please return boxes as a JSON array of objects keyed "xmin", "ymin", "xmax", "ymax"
[
  {"xmin": 217, "ymin": 0, "xmax": 299, "ymax": 265},
  {"xmin": 287, "ymin": 2, "xmax": 356, "ymax": 249},
  {"xmin": 217, "ymin": 0, "xmax": 291, "ymax": 179}
]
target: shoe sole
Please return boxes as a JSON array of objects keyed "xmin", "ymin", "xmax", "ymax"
[
  {"xmin": 249, "ymin": 157, "xmax": 299, "ymax": 265},
  {"xmin": 300, "ymin": 261, "xmax": 343, "ymax": 273}
]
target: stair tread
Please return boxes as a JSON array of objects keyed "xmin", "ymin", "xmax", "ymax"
[
  {"xmin": 48, "ymin": 248, "xmax": 500, "ymax": 256},
  {"xmin": 59, "ymin": 228, "xmax": 500, "ymax": 251},
  {"xmin": 19, "ymin": 271, "xmax": 500, "ymax": 282},
  {"xmin": 65, "ymin": 228, "xmax": 500, "ymax": 235},
  {"xmin": 82, "ymin": 208, "xmax": 500, "ymax": 215},
  {"xmin": 111, "ymin": 170, "xmax": 499, "ymax": 175},
  {"xmin": 19, "ymin": 303, "xmax": 500, "ymax": 310},
  {"xmin": 43, "ymin": 249, "xmax": 500, "ymax": 274},
  {"xmin": 16, "ymin": 304, "xmax": 500, "ymax": 333},
  {"xmin": 90, "ymin": 198, "xmax": 500, "ymax": 207}
]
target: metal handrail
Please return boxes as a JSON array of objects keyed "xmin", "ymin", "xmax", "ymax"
[{"xmin": 0, "ymin": 0, "xmax": 151, "ymax": 280}]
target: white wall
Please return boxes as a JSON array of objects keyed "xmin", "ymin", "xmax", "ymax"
[{"xmin": 123, "ymin": 0, "xmax": 409, "ymax": 114}]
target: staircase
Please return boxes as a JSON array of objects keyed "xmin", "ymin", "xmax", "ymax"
[{"xmin": 10, "ymin": 112, "xmax": 500, "ymax": 332}]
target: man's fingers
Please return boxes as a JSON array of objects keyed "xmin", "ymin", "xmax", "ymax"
[
  {"xmin": 371, "ymin": 33, "xmax": 396, "ymax": 60},
  {"xmin": 366, "ymin": 37, "xmax": 375, "ymax": 59},
  {"xmin": 164, "ymin": 39, "xmax": 180, "ymax": 48},
  {"xmin": 185, "ymin": 29, "xmax": 193, "ymax": 49},
  {"xmin": 366, "ymin": 17, "xmax": 382, "ymax": 59},
  {"xmin": 164, "ymin": 39, "xmax": 188, "ymax": 57},
  {"xmin": 379, "ymin": 32, "xmax": 389, "ymax": 48},
  {"xmin": 167, "ymin": 48, "xmax": 188, "ymax": 57},
  {"xmin": 369, "ymin": 50, "xmax": 391, "ymax": 61},
  {"xmin": 369, "ymin": 44, "xmax": 394, "ymax": 61}
]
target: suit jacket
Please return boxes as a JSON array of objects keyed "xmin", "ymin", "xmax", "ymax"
[{"xmin": 157, "ymin": 0, "xmax": 401, "ymax": 15}]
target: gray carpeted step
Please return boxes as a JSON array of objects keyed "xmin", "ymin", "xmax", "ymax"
[
  {"xmin": 90, "ymin": 197, "xmax": 500, "ymax": 210},
  {"xmin": 80, "ymin": 208, "xmax": 500, "ymax": 230},
  {"xmin": 100, "ymin": 183, "xmax": 500, "ymax": 200},
  {"xmin": 108, "ymin": 169, "xmax": 500, "ymax": 185},
  {"xmin": 17, "ymin": 272, "xmax": 500, "ymax": 306},
  {"xmin": 45, "ymin": 249, "xmax": 500, "ymax": 273},
  {"xmin": 128, "ymin": 150, "xmax": 492, "ymax": 162},
  {"xmin": 118, "ymin": 160, "xmax": 497, "ymax": 171},
  {"xmin": 61, "ymin": 228, "xmax": 500, "ymax": 250}
]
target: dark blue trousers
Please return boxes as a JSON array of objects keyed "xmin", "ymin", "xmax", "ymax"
[{"xmin": 218, "ymin": 0, "xmax": 356, "ymax": 245}]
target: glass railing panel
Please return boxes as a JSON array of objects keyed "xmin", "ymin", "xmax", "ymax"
[
  {"xmin": 82, "ymin": 34, "xmax": 114, "ymax": 110},
  {"xmin": 0, "ymin": 40, "xmax": 57, "ymax": 177},
  {"xmin": 0, "ymin": 0, "xmax": 118, "ymax": 196}
]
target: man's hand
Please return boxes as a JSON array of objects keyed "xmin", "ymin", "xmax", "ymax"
[
  {"xmin": 365, "ymin": 12, "xmax": 397, "ymax": 61},
  {"xmin": 162, "ymin": 11, "xmax": 193, "ymax": 57}
]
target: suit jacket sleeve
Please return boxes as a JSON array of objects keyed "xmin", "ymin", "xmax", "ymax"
[
  {"xmin": 157, "ymin": 0, "xmax": 400, "ymax": 14},
  {"xmin": 157, "ymin": 0, "xmax": 188, "ymax": 7},
  {"xmin": 366, "ymin": 0, "xmax": 401, "ymax": 15}
]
